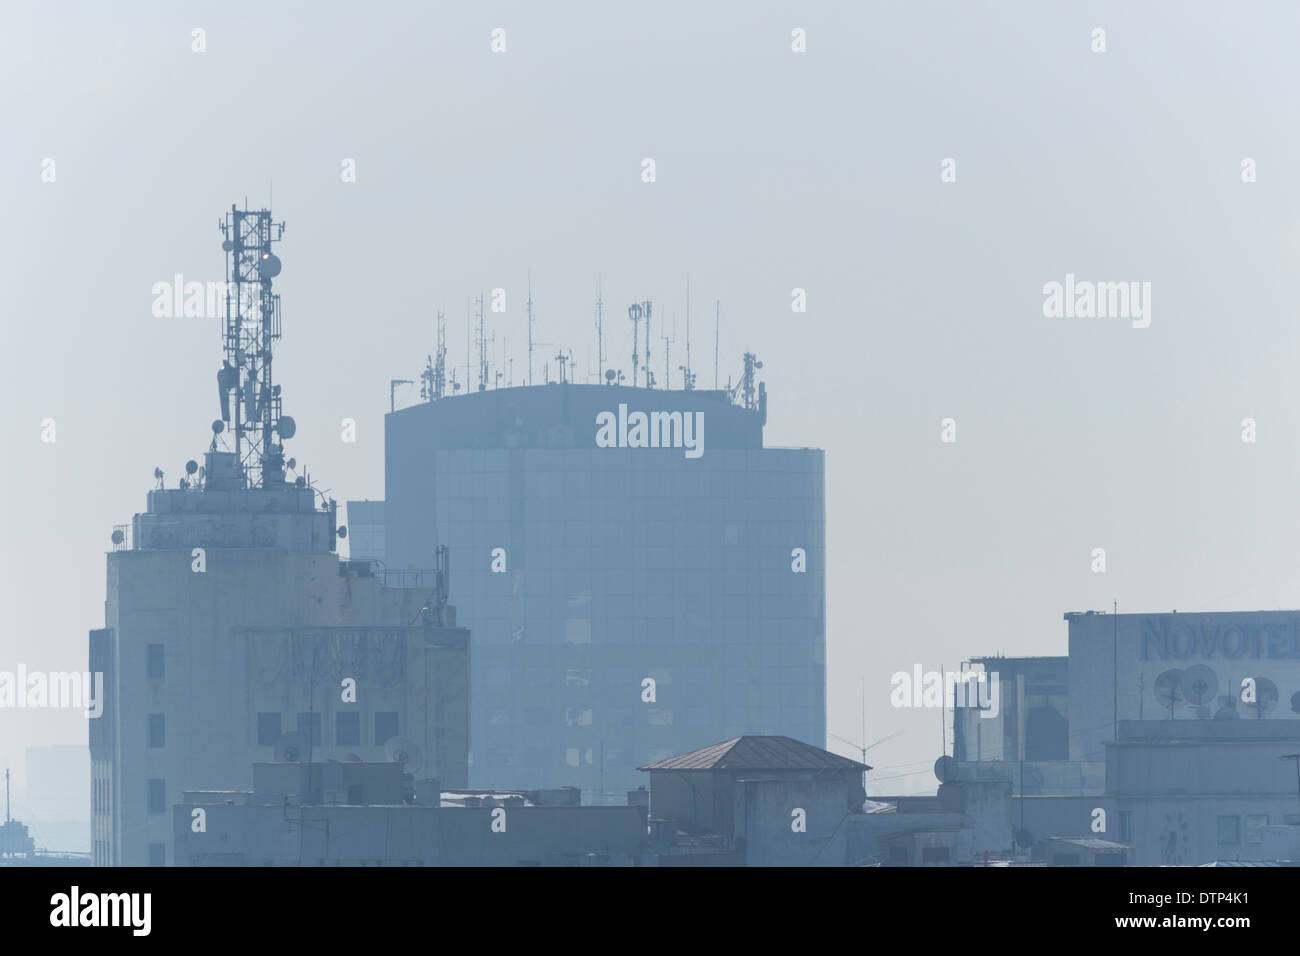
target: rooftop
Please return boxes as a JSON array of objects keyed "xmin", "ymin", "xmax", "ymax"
[{"xmin": 638, "ymin": 736, "xmax": 870, "ymax": 773}]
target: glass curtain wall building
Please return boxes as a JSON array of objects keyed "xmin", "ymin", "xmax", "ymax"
[{"xmin": 373, "ymin": 383, "xmax": 825, "ymax": 801}]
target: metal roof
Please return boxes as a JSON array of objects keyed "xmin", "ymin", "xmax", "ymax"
[
  {"xmin": 638, "ymin": 736, "xmax": 871, "ymax": 773},
  {"xmin": 1047, "ymin": 837, "xmax": 1129, "ymax": 850}
]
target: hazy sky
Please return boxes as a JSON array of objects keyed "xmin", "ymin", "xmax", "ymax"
[{"xmin": 4, "ymin": 0, "xmax": 1300, "ymax": 799}]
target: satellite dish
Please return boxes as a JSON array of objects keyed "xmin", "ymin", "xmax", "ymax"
[
  {"xmin": 1182, "ymin": 665, "xmax": 1218, "ymax": 707},
  {"xmin": 110, "ymin": 529, "xmax": 124, "ymax": 545},
  {"xmin": 221, "ymin": 239, "xmax": 234, "ymax": 252},
  {"xmin": 286, "ymin": 457, "xmax": 296, "ymax": 470},
  {"xmin": 1244, "ymin": 677, "xmax": 1278, "ymax": 718},
  {"xmin": 384, "ymin": 736, "xmax": 423, "ymax": 775},
  {"xmin": 934, "ymin": 755, "xmax": 958, "ymax": 784},
  {"xmin": 1291, "ymin": 691, "xmax": 1300, "ymax": 715},
  {"xmin": 257, "ymin": 253, "xmax": 282, "ymax": 278},
  {"xmin": 275, "ymin": 731, "xmax": 311, "ymax": 763},
  {"xmin": 1014, "ymin": 828, "xmax": 1035, "ymax": 849},
  {"xmin": 1154, "ymin": 668, "xmax": 1184, "ymax": 717},
  {"xmin": 1213, "ymin": 694, "xmax": 1240, "ymax": 720},
  {"xmin": 337, "ymin": 525, "xmax": 347, "ymax": 539},
  {"xmin": 604, "ymin": 369, "xmax": 616, "ymax": 382},
  {"xmin": 153, "ymin": 467, "xmax": 164, "ymax": 480},
  {"xmin": 185, "ymin": 459, "xmax": 198, "ymax": 475},
  {"xmin": 212, "ymin": 419, "xmax": 225, "ymax": 434},
  {"xmin": 277, "ymin": 415, "xmax": 296, "ymax": 439}
]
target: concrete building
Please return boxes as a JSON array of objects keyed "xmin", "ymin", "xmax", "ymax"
[
  {"xmin": 639, "ymin": 735, "xmax": 867, "ymax": 866},
  {"xmin": 1106, "ymin": 720, "xmax": 1300, "ymax": 865},
  {"xmin": 90, "ymin": 458, "xmax": 471, "ymax": 866},
  {"xmin": 89, "ymin": 204, "xmax": 471, "ymax": 866},
  {"xmin": 173, "ymin": 761, "xmax": 648, "ymax": 866},
  {"xmin": 373, "ymin": 381, "xmax": 826, "ymax": 800},
  {"xmin": 951, "ymin": 609, "xmax": 1300, "ymax": 865}
]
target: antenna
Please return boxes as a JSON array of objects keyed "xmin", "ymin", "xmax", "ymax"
[
  {"xmin": 555, "ymin": 349, "xmax": 573, "ymax": 384},
  {"xmin": 1154, "ymin": 669, "xmax": 1184, "ymax": 719},
  {"xmin": 390, "ymin": 379, "xmax": 413, "ymax": 413},
  {"xmin": 527, "ymin": 272, "xmax": 535, "ymax": 387},
  {"xmin": 714, "ymin": 300, "xmax": 719, "ymax": 389},
  {"xmin": 645, "ymin": 300, "xmax": 652, "ymax": 388},
  {"xmin": 421, "ymin": 309, "xmax": 447, "ymax": 402},
  {"xmin": 662, "ymin": 320, "xmax": 674, "ymax": 392},
  {"xmin": 595, "ymin": 278, "xmax": 604, "ymax": 382},
  {"xmin": 628, "ymin": 302, "xmax": 642, "ymax": 387},
  {"xmin": 684, "ymin": 277, "xmax": 694, "ymax": 390},
  {"xmin": 475, "ymin": 294, "xmax": 491, "ymax": 392},
  {"xmin": 217, "ymin": 202, "xmax": 288, "ymax": 488}
]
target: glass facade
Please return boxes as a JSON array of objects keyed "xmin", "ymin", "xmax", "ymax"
[{"xmin": 379, "ymin": 385, "xmax": 826, "ymax": 802}]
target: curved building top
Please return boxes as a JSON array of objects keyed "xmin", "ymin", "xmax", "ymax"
[{"xmin": 388, "ymin": 383, "xmax": 766, "ymax": 452}]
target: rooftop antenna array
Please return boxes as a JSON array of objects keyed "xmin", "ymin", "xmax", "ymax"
[{"xmin": 215, "ymin": 203, "xmax": 292, "ymax": 488}]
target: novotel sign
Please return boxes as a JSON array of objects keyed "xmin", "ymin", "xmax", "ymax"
[{"xmin": 1140, "ymin": 616, "xmax": 1300, "ymax": 661}]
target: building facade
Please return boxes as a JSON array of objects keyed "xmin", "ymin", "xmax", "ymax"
[
  {"xmin": 90, "ymin": 451, "xmax": 470, "ymax": 866},
  {"xmin": 376, "ymin": 383, "xmax": 826, "ymax": 800}
]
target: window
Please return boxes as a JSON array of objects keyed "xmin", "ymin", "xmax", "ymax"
[
  {"xmin": 375, "ymin": 711, "xmax": 399, "ymax": 746},
  {"xmin": 1246, "ymin": 815, "xmax": 1268, "ymax": 845},
  {"xmin": 147, "ymin": 714, "xmax": 165, "ymax": 748},
  {"xmin": 146, "ymin": 644, "xmax": 164, "ymax": 679},
  {"xmin": 296, "ymin": 712, "xmax": 322, "ymax": 747},
  {"xmin": 1217, "ymin": 815, "xmax": 1240, "ymax": 845},
  {"xmin": 336, "ymin": 712, "xmax": 361, "ymax": 747},
  {"xmin": 1118, "ymin": 810, "xmax": 1132, "ymax": 844},
  {"xmin": 147, "ymin": 778, "xmax": 165, "ymax": 814},
  {"xmin": 257, "ymin": 712, "xmax": 281, "ymax": 746},
  {"xmin": 148, "ymin": 842, "xmax": 166, "ymax": 866},
  {"xmin": 920, "ymin": 846, "xmax": 950, "ymax": 864}
]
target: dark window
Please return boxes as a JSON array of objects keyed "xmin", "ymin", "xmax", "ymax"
[
  {"xmin": 146, "ymin": 644, "xmax": 164, "ymax": 679},
  {"xmin": 1119, "ymin": 810, "xmax": 1132, "ymax": 844},
  {"xmin": 257, "ymin": 712, "xmax": 281, "ymax": 746},
  {"xmin": 296, "ymin": 712, "xmax": 322, "ymax": 747},
  {"xmin": 1217, "ymin": 815, "xmax": 1240, "ymax": 845},
  {"xmin": 336, "ymin": 712, "xmax": 361, "ymax": 747},
  {"xmin": 1095, "ymin": 852, "xmax": 1126, "ymax": 867},
  {"xmin": 920, "ymin": 846, "xmax": 951, "ymax": 864},
  {"xmin": 147, "ymin": 714, "xmax": 165, "ymax": 748},
  {"xmin": 375, "ymin": 711, "xmax": 399, "ymax": 746},
  {"xmin": 1051, "ymin": 852, "xmax": 1082, "ymax": 866},
  {"xmin": 147, "ymin": 778, "xmax": 165, "ymax": 814},
  {"xmin": 148, "ymin": 842, "xmax": 166, "ymax": 866}
]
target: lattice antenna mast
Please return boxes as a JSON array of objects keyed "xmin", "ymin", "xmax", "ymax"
[
  {"xmin": 218, "ymin": 203, "xmax": 288, "ymax": 488},
  {"xmin": 476, "ymin": 294, "xmax": 492, "ymax": 392}
]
